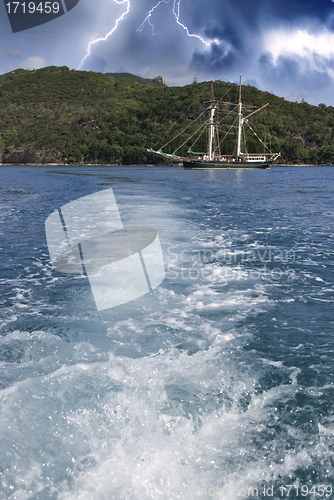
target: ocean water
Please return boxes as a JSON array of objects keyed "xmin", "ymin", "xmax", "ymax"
[{"xmin": 0, "ymin": 165, "xmax": 333, "ymax": 500}]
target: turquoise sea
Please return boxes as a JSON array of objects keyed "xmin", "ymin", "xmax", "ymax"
[{"xmin": 0, "ymin": 165, "xmax": 334, "ymax": 499}]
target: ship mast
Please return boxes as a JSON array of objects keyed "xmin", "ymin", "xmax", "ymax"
[
  {"xmin": 237, "ymin": 74, "xmax": 242, "ymax": 157},
  {"xmin": 208, "ymin": 81, "xmax": 215, "ymax": 160},
  {"xmin": 236, "ymin": 75, "xmax": 269, "ymax": 157}
]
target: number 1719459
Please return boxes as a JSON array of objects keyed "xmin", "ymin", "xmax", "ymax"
[
  {"xmin": 5, "ymin": 2, "xmax": 60, "ymax": 14},
  {"xmin": 279, "ymin": 485, "xmax": 332, "ymax": 497}
]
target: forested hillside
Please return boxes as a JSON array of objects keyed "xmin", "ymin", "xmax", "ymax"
[{"xmin": 0, "ymin": 65, "xmax": 333, "ymax": 165}]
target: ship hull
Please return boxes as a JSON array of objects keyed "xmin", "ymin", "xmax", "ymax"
[{"xmin": 183, "ymin": 159, "xmax": 271, "ymax": 169}]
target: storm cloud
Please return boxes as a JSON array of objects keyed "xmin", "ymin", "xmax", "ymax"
[{"xmin": 1, "ymin": 0, "xmax": 334, "ymax": 104}]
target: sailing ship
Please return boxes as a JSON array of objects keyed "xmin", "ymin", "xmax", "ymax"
[{"xmin": 148, "ymin": 76, "xmax": 281, "ymax": 169}]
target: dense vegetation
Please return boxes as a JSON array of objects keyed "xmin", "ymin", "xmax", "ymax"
[{"xmin": 0, "ymin": 65, "xmax": 334, "ymax": 165}]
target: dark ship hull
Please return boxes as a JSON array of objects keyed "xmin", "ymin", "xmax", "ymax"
[{"xmin": 183, "ymin": 159, "xmax": 271, "ymax": 169}]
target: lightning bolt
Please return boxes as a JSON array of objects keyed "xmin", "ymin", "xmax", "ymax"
[
  {"xmin": 81, "ymin": 0, "xmax": 211, "ymax": 70},
  {"xmin": 138, "ymin": 0, "xmax": 210, "ymax": 46},
  {"xmin": 172, "ymin": 0, "xmax": 210, "ymax": 46},
  {"xmin": 137, "ymin": 0, "xmax": 170, "ymax": 35},
  {"xmin": 79, "ymin": 0, "xmax": 130, "ymax": 70}
]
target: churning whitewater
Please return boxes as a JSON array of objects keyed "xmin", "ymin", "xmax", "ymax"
[{"xmin": 0, "ymin": 165, "xmax": 333, "ymax": 500}]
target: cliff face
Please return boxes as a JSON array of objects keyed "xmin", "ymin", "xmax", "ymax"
[
  {"xmin": 2, "ymin": 148, "xmax": 48, "ymax": 165},
  {"xmin": 152, "ymin": 76, "xmax": 166, "ymax": 86}
]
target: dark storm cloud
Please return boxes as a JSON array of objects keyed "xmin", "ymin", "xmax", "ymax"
[
  {"xmin": 191, "ymin": 0, "xmax": 333, "ymax": 28},
  {"xmin": 1, "ymin": 0, "xmax": 334, "ymax": 104},
  {"xmin": 186, "ymin": 0, "xmax": 334, "ymax": 68},
  {"xmin": 191, "ymin": 43, "xmax": 236, "ymax": 73},
  {"xmin": 259, "ymin": 52, "xmax": 333, "ymax": 91},
  {"xmin": 265, "ymin": 0, "xmax": 333, "ymax": 22},
  {"xmin": 180, "ymin": 0, "xmax": 334, "ymax": 103},
  {"xmin": 204, "ymin": 24, "xmax": 243, "ymax": 51}
]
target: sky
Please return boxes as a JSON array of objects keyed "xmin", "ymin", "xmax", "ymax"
[{"xmin": 1, "ymin": 0, "xmax": 334, "ymax": 105}]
